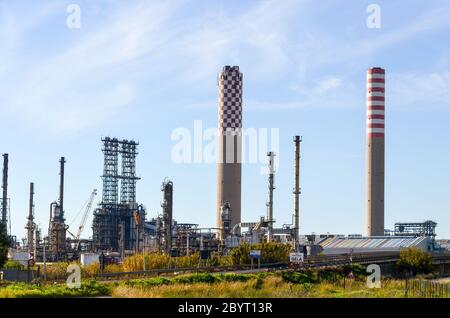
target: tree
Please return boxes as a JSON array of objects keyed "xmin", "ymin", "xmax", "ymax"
[
  {"xmin": 0, "ymin": 224, "xmax": 9, "ymax": 268},
  {"xmin": 397, "ymin": 247, "xmax": 433, "ymax": 276}
]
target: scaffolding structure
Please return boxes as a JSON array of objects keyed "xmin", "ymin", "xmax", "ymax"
[
  {"xmin": 395, "ymin": 221, "xmax": 437, "ymax": 238},
  {"xmin": 173, "ymin": 223, "xmax": 199, "ymax": 256},
  {"xmin": 101, "ymin": 137, "xmax": 119, "ymax": 205},
  {"xmin": 120, "ymin": 140, "xmax": 139, "ymax": 204},
  {"xmin": 93, "ymin": 137, "xmax": 142, "ymax": 254}
]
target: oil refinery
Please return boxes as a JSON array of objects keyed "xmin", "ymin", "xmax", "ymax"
[{"xmin": 0, "ymin": 65, "xmax": 447, "ymax": 267}]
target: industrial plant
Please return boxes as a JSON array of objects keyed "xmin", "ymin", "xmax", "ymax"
[{"xmin": 0, "ymin": 66, "xmax": 447, "ymax": 267}]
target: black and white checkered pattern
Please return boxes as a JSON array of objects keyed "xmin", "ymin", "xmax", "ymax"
[{"xmin": 218, "ymin": 66, "xmax": 243, "ymax": 134}]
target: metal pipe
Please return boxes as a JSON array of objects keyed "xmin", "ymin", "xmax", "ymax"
[
  {"xmin": 2, "ymin": 153, "xmax": 8, "ymax": 228},
  {"xmin": 293, "ymin": 136, "xmax": 302, "ymax": 246},
  {"xmin": 59, "ymin": 157, "xmax": 65, "ymax": 215},
  {"xmin": 26, "ymin": 182, "xmax": 35, "ymax": 254}
]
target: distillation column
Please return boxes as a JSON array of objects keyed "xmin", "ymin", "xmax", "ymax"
[
  {"xmin": 266, "ymin": 152, "xmax": 275, "ymax": 242},
  {"xmin": 161, "ymin": 179, "xmax": 173, "ymax": 254},
  {"xmin": 26, "ymin": 182, "xmax": 35, "ymax": 255}
]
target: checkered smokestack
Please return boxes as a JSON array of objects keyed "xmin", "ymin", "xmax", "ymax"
[
  {"xmin": 366, "ymin": 67, "xmax": 385, "ymax": 236},
  {"xmin": 216, "ymin": 66, "xmax": 243, "ymax": 238}
]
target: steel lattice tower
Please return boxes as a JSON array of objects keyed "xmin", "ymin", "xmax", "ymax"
[
  {"xmin": 101, "ymin": 137, "xmax": 119, "ymax": 204},
  {"xmin": 119, "ymin": 140, "xmax": 139, "ymax": 205}
]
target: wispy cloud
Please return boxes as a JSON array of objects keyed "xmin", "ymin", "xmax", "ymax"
[
  {"xmin": 0, "ymin": 1, "xmax": 185, "ymax": 135},
  {"xmin": 390, "ymin": 71, "xmax": 450, "ymax": 110},
  {"xmin": 1, "ymin": 0, "xmax": 449, "ymax": 137}
]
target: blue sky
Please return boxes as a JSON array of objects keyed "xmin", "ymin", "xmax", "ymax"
[{"xmin": 0, "ymin": 0, "xmax": 449, "ymax": 240}]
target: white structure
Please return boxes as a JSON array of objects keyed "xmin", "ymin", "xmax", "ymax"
[
  {"xmin": 319, "ymin": 236, "xmax": 431, "ymax": 255},
  {"xmin": 80, "ymin": 253, "xmax": 100, "ymax": 266}
]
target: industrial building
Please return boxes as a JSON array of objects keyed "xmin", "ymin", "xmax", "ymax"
[
  {"xmin": 92, "ymin": 138, "xmax": 145, "ymax": 256},
  {"xmin": 319, "ymin": 236, "xmax": 433, "ymax": 255},
  {"xmin": 0, "ymin": 65, "xmax": 446, "ymax": 265},
  {"xmin": 319, "ymin": 221, "xmax": 440, "ymax": 254}
]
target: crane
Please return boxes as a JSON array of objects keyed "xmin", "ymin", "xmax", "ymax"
[{"xmin": 67, "ymin": 189, "xmax": 97, "ymax": 251}]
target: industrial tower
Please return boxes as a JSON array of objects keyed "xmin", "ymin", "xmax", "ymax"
[
  {"xmin": 1, "ymin": 154, "xmax": 8, "ymax": 232},
  {"xmin": 216, "ymin": 66, "xmax": 243, "ymax": 239},
  {"xmin": 25, "ymin": 182, "xmax": 35, "ymax": 255},
  {"xmin": 93, "ymin": 137, "xmax": 143, "ymax": 253},
  {"xmin": 366, "ymin": 67, "xmax": 385, "ymax": 236},
  {"xmin": 293, "ymin": 136, "xmax": 302, "ymax": 245}
]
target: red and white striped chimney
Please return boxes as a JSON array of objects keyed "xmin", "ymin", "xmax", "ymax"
[{"xmin": 366, "ymin": 67, "xmax": 385, "ymax": 237}]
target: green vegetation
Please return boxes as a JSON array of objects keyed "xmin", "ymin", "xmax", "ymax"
[
  {"xmin": 121, "ymin": 243, "xmax": 292, "ymax": 272},
  {"xmin": 0, "ymin": 279, "xmax": 111, "ymax": 298},
  {"xmin": 397, "ymin": 247, "xmax": 433, "ymax": 276},
  {"xmin": 123, "ymin": 273, "xmax": 254, "ymax": 288},
  {"xmin": 2, "ymin": 260, "xmax": 24, "ymax": 270},
  {"xmin": 0, "ymin": 268, "xmax": 448, "ymax": 298},
  {"xmin": 111, "ymin": 271, "xmax": 419, "ymax": 298},
  {"xmin": 228, "ymin": 242, "xmax": 291, "ymax": 265},
  {"xmin": 0, "ymin": 224, "xmax": 9, "ymax": 268},
  {"xmin": 123, "ymin": 252, "xmax": 202, "ymax": 272}
]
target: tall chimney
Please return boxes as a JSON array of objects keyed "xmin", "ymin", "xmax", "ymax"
[
  {"xmin": 366, "ymin": 67, "xmax": 385, "ymax": 236},
  {"xmin": 216, "ymin": 66, "xmax": 243, "ymax": 239},
  {"xmin": 293, "ymin": 136, "xmax": 301, "ymax": 245},
  {"xmin": 59, "ymin": 157, "xmax": 65, "ymax": 214},
  {"xmin": 2, "ymin": 153, "xmax": 8, "ymax": 229}
]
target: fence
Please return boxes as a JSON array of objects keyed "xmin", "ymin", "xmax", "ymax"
[{"xmin": 405, "ymin": 279, "xmax": 448, "ymax": 298}]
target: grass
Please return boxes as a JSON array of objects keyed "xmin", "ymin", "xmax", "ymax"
[
  {"xmin": 0, "ymin": 271, "xmax": 448, "ymax": 298},
  {"xmin": 111, "ymin": 272, "xmax": 429, "ymax": 298},
  {"xmin": 0, "ymin": 279, "xmax": 111, "ymax": 298}
]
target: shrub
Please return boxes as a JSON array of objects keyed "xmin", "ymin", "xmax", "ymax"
[
  {"xmin": 228, "ymin": 242, "xmax": 291, "ymax": 265},
  {"xmin": 173, "ymin": 273, "xmax": 216, "ymax": 284},
  {"xmin": 45, "ymin": 262, "xmax": 73, "ymax": 281},
  {"xmin": 282, "ymin": 271, "xmax": 315, "ymax": 284},
  {"xmin": 397, "ymin": 247, "xmax": 433, "ymax": 276},
  {"xmin": 123, "ymin": 253, "xmax": 201, "ymax": 272},
  {"xmin": 2, "ymin": 260, "xmax": 24, "ymax": 270},
  {"xmin": 218, "ymin": 273, "xmax": 251, "ymax": 282},
  {"xmin": 341, "ymin": 264, "xmax": 367, "ymax": 279}
]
